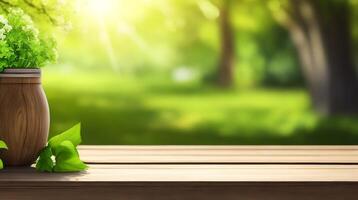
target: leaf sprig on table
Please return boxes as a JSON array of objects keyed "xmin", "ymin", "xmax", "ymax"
[
  {"xmin": 0, "ymin": 140, "xmax": 8, "ymax": 170},
  {"xmin": 36, "ymin": 123, "xmax": 88, "ymax": 173}
]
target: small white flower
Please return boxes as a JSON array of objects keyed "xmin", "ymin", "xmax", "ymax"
[
  {"xmin": 0, "ymin": 15, "xmax": 11, "ymax": 36},
  {"xmin": 4, "ymin": 24, "xmax": 12, "ymax": 32},
  {"xmin": 9, "ymin": 8, "xmax": 24, "ymax": 15},
  {"xmin": 22, "ymin": 15, "xmax": 33, "ymax": 24},
  {"xmin": 0, "ymin": 29, "xmax": 6, "ymax": 40},
  {"xmin": 21, "ymin": 24, "xmax": 39, "ymax": 38},
  {"xmin": 22, "ymin": 26, "xmax": 28, "ymax": 32},
  {"xmin": 0, "ymin": 27, "xmax": 5, "ymax": 40},
  {"xmin": 0, "ymin": 15, "xmax": 8, "ymax": 25}
]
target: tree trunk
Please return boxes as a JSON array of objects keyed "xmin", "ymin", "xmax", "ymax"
[
  {"xmin": 217, "ymin": 0, "xmax": 235, "ymax": 88},
  {"xmin": 277, "ymin": 0, "xmax": 358, "ymax": 115}
]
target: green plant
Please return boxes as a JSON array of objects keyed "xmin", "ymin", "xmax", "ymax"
[
  {"xmin": 0, "ymin": 8, "xmax": 57, "ymax": 71},
  {"xmin": 36, "ymin": 123, "xmax": 88, "ymax": 173},
  {"xmin": 0, "ymin": 140, "xmax": 8, "ymax": 169}
]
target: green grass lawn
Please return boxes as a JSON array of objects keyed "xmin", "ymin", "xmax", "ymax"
[{"xmin": 43, "ymin": 70, "xmax": 358, "ymax": 145}]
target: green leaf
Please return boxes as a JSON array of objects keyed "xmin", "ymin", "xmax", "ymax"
[
  {"xmin": 34, "ymin": 123, "xmax": 88, "ymax": 173},
  {"xmin": 0, "ymin": 140, "xmax": 8, "ymax": 150},
  {"xmin": 0, "ymin": 140, "xmax": 7, "ymax": 170},
  {"xmin": 53, "ymin": 140, "xmax": 88, "ymax": 173},
  {"xmin": 49, "ymin": 123, "xmax": 82, "ymax": 151},
  {"xmin": 35, "ymin": 146, "xmax": 54, "ymax": 172}
]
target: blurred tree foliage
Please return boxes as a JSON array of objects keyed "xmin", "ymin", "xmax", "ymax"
[
  {"xmin": 0, "ymin": 0, "xmax": 74, "ymax": 29},
  {"xmin": 0, "ymin": 0, "xmax": 357, "ymax": 94},
  {"xmin": 0, "ymin": 0, "xmax": 306, "ymax": 88},
  {"xmin": 51, "ymin": 0, "xmax": 304, "ymax": 88},
  {"xmin": 271, "ymin": 0, "xmax": 358, "ymax": 114}
]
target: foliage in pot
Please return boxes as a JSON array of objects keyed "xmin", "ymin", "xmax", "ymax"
[
  {"xmin": 0, "ymin": 8, "xmax": 57, "ymax": 166},
  {"xmin": 0, "ymin": 8, "xmax": 57, "ymax": 71}
]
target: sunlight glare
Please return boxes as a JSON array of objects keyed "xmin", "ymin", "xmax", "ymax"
[{"xmin": 86, "ymin": 0, "xmax": 115, "ymax": 16}]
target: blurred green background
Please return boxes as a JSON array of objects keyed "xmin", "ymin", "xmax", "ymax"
[{"xmin": 14, "ymin": 0, "xmax": 358, "ymax": 144}]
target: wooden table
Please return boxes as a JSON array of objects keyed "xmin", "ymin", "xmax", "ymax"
[{"xmin": 1, "ymin": 146, "xmax": 358, "ymax": 200}]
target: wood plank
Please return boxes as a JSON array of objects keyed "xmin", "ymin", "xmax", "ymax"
[
  {"xmin": 2, "ymin": 164, "xmax": 358, "ymax": 182},
  {"xmin": 2, "ymin": 164, "xmax": 358, "ymax": 199},
  {"xmin": 1, "ymin": 182, "xmax": 358, "ymax": 200},
  {"xmin": 2, "ymin": 146, "xmax": 358, "ymax": 200},
  {"xmin": 78, "ymin": 145, "xmax": 358, "ymax": 164}
]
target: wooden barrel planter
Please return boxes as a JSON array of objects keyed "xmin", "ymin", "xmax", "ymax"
[{"xmin": 0, "ymin": 69, "xmax": 50, "ymax": 166}]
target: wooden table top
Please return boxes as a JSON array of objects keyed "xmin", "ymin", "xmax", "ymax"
[
  {"xmin": 0, "ymin": 145, "xmax": 358, "ymax": 182},
  {"xmin": 1, "ymin": 146, "xmax": 358, "ymax": 199},
  {"xmin": 79, "ymin": 145, "xmax": 358, "ymax": 164}
]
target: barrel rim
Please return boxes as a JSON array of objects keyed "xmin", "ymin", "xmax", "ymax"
[{"xmin": 0, "ymin": 69, "xmax": 41, "ymax": 78}]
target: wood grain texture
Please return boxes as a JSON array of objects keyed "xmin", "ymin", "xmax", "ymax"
[
  {"xmin": 1, "ymin": 146, "xmax": 358, "ymax": 199},
  {"xmin": 0, "ymin": 69, "xmax": 49, "ymax": 166},
  {"xmin": 2, "ymin": 164, "xmax": 358, "ymax": 182},
  {"xmin": 1, "ymin": 183, "xmax": 358, "ymax": 200},
  {"xmin": 78, "ymin": 145, "xmax": 358, "ymax": 164}
]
